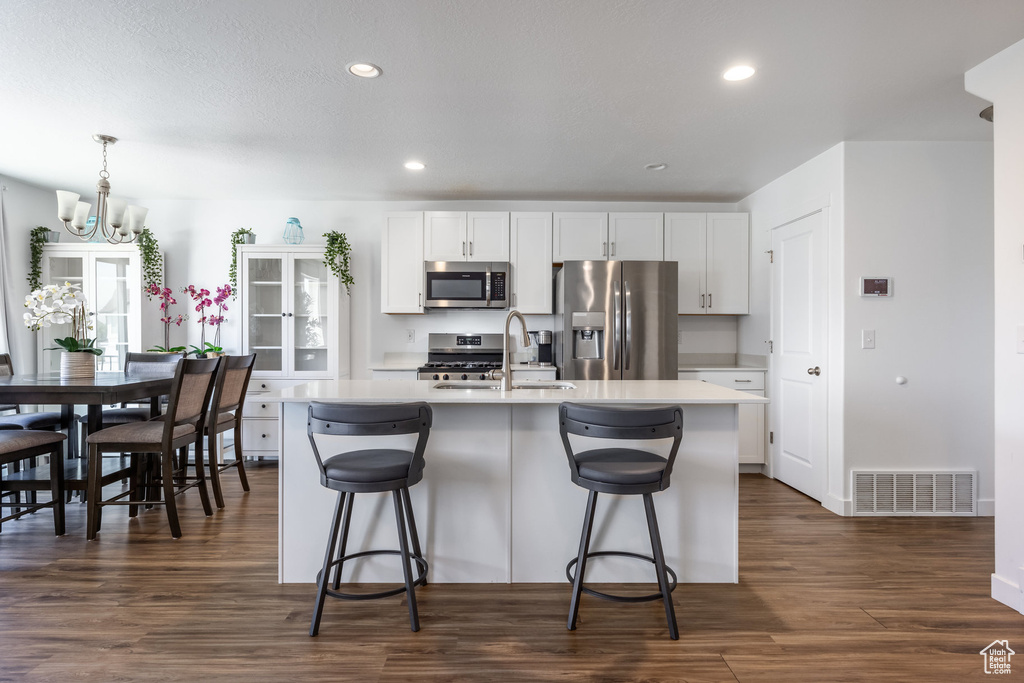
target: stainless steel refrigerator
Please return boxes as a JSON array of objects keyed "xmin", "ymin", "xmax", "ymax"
[{"xmin": 555, "ymin": 261, "xmax": 678, "ymax": 380}]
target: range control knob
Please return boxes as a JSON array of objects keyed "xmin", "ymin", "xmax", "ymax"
[
  {"xmin": 442, "ymin": 374, "xmax": 450, "ymax": 380},
  {"xmin": 478, "ymin": 373, "xmax": 487, "ymax": 380},
  {"xmin": 432, "ymin": 374, "xmax": 440, "ymax": 380},
  {"xmin": 461, "ymin": 374, "xmax": 468, "ymax": 380}
]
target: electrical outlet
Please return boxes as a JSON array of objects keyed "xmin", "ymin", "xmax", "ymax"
[
  {"xmin": 406, "ymin": 329, "xmax": 415, "ymax": 343},
  {"xmin": 861, "ymin": 329, "xmax": 875, "ymax": 349}
]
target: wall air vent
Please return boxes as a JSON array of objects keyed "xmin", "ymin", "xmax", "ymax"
[{"xmin": 852, "ymin": 471, "xmax": 976, "ymax": 516}]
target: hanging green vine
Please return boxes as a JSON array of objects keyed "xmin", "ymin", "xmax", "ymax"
[
  {"xmin": 323, "ymin": 231, "xmax": 354, "ymax": 294},
  {"xmin": 27, "ymin": 226, "xmax": 51, "ymax": 291},
  {"xmin": 137, "ymin": 228, "xmax": 163, "ymax": 296},
  {"xmin": 229, "ymin": 228, "xmax": 256, "ymax": 298}
]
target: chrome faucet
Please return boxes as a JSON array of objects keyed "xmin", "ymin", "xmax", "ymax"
[{"xmin": 492, "ymin": 309, "xmax": 530, "ymax": 391}]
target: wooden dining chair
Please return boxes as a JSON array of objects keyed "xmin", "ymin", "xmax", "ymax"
[
  {"xmin": 0, "ymin": 353, "xmax": 64, "ymax": 431},
  {"xmin": 203, "ymin": 353, "xmax": 257, "ymax": 509},
  {"xmin": 85, "ymin": 356, "xmax": 221, "ymax": 540},
  {"xmin": 0, "ymin": 430, "xmax": 67, "ymax": 535}
]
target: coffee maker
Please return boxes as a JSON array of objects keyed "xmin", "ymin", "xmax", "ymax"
[{"xmin": 527, "ymin": 330, "xmax": 553, "ymax": 366}]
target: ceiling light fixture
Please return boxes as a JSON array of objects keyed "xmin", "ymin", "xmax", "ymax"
[
  {"xmin": 723, "ymin": 65, "xmax": 756, "ymax": 81},
  {"xmin": 404, "ymin": 161, "xmax": 425, "ymax": 170},
  {"xmin": 645, "ymin": 163, "xmax": 668, "ymax": 171},
  {"xmin": 55, "ymin": 134, "xmax": 149, "ymax": 244},
  {"xmin": 347, "ymin": 62, "xmax": 382, "ymax": 78}
]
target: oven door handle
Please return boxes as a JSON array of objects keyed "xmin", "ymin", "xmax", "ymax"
[{"xmin": 485, "ymin": 264, "xmax": 492, "ymax": 306}]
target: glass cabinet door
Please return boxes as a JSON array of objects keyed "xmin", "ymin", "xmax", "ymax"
[
  {"xmin": 244, "ymin": 254, "xmax": 285, "ymax": 374},
  {"xmin": 292, "ymin": 257, "xmax": 330, "ymax": 375},
  {"xmin": 39, "ymin": 254, "xmax": 86, "ymax": 373},
  {"xmin": 93, "ymin": 256, "xmax": 132, "ymax": 372}
]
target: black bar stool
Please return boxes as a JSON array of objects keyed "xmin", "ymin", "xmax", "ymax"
[
  {"xmin": 558, "ymin": 402, "xmax": 684, "ymax": 640},
  {"xmin": 306, "ymin": 401, "xmax": 432, "ymax": 635}
]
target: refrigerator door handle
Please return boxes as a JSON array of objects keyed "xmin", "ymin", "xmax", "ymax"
[
  {"xmin": 624, "ymin": 281, "xmax": 632, "ymax": 370},
  {"xmin": 612, "ymin": 280, "xmax": 621, "ymax": 370}
]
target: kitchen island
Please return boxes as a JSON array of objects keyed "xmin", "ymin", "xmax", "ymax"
[{"xmin": 264, "ymin": 379, "xmax": 767, "ymax": 585}]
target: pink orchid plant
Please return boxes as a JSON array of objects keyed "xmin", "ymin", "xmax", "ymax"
[
  {"xmin": 145, "ymin": 283, "xmax": 186, "ymax": 353},
  {"xmin": 184, "ymin": 283, "xmax": 230, "ymax": 356}
]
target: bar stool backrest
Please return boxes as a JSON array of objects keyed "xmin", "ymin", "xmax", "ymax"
[
  {"xmin": 306, "ymin": 402, "xmax": 433, "ymax": 482},
  {"xmin": 209, "ymin": 354, "xmax": 257, "ymax": 418},
  {"xmin": 559, "ymin": 402, "xmax": 684, "ymax": 489}
]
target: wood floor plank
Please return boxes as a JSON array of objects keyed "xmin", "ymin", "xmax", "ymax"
[{"xmin": 0, "ymin": 468, "xmax": 1020, "ymax": 682}]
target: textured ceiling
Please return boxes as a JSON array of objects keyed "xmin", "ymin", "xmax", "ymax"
[{"xmin": 0, "ymin": 0, "xmax": 1021, "ymax": 202}]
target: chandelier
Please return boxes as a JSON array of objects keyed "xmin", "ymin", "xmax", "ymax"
[{"xmin": 55, "ymin": 134, "xmax": 149, "ymax": 244}]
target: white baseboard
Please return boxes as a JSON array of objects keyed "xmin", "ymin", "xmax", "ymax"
[
  {"xmin": 991, "ymin": 573, "xmax": 1023, "ymax": 614},
  {"xmin": 822, "ymin": 492, "xmax": 850, "ymax": 517},
  {"xmin": 978, "ymin": 498, "xmax": 995, "ymax": 516}
]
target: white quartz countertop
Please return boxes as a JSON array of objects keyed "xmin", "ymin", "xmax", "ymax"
[
  {"xmin": 677, "ymin": 364, "xmax": 767, "ymax": 372},
  {"xmin": 259, "ymin": 379, "xmax": 768, "ymax": 405}
]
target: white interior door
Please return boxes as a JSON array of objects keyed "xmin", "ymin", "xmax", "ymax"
[{"xmin": 770, "ymin": 211, "xmax": 827, "ymax": 500}]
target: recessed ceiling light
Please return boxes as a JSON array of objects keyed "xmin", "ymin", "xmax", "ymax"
[
  {"xmin": 645, "ymin": 163, "xmax": 668, "ymax": 171},
  {"xmin": 347, "ymin": 62, "xmax": 382, "ymax": 78},
  {"xmin": 404, "ymin": 161, "xmax": 425, "ymax": 170},
  {"xmin": 723, "ymin": 65, "xmax": 755, "ymax": 81}
]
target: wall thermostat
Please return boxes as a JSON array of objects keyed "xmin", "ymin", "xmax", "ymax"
[{"xmin": 861, "ymin": 277, "xmax": 893, "ymax": 297}]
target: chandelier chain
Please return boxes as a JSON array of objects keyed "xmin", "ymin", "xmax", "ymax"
[{"xmin": 99, "ymin": 141, "xmax": 110, "ymax": 180}]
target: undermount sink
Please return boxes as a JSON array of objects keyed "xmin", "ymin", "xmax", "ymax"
[{"xmin": 432, "ymin": 380, "xmax": 577, "ymax": 391}]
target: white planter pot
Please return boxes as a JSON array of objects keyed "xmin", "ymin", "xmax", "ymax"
[{"xmin": 60, "ymin": 351, "xmax": 95, "ymax": 379}]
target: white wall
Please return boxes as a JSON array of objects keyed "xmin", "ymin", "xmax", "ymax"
[
  {"xmin": 0, "ymin": 175, "xmax": 63, "ymax": 372},
  {"xmin": 843, "ymin": 142, "xmax": 994, "ymax": 509},
  {"xmin": 138, "ymin": 199, "xmax": 735, "ymax": 378},
  {"xmin": 738, "ymin": 143, "xmax": 847, "ymax": 510},
  {"xmin": 966, "ymin": 37, "xmax": 1024, "ymax": 614}
]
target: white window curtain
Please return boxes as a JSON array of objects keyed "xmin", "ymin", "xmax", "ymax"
[{"xmin": 0, "ymin": 186, "xmax": 12, "ymax": 355}]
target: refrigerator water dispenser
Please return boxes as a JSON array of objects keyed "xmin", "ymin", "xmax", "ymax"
[{"xmin": 571, "ymin": 311, "xmax": 604, "ymax": 360}]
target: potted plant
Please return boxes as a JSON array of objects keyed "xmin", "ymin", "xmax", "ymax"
[
  {"xmin": 184, "ymin": 283, "xmax": 231, "ymax": 356},
  {"xmin": 24, "ymin": 282, "xmax": 103, "ymax": 379},
  {"xmin": 28, "ymin": 226, "xmax": 58, "ymax": 291},
  {"xmin": 137, "ymin": 228, "xmax": 164, "ymax": 294},
  {"xmin": 228, "ymin": 228, "xmax": 256, "ymax": 297},
  {"xmin": 145, "ymin": 283, "xmax": 186, "ymax": 353},
  {"xmin": 322, "ymin": 230, "xmax": 354, "ymax": 294}
]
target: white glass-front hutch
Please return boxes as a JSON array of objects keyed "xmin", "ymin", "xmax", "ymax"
[
  {"xmin": 238, "ymin": 244, "xmax": 350, "ymax": 458},
  {"xmin": 37, "ymin": 243, "xmax": 147, "ymax": 374}
]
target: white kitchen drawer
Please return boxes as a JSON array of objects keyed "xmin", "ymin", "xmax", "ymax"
[
  {"xmin": 249, "ymin": 378, "xmax": 300, "ymax": 393},
  {"xmin": 243, "ymin": 400, "xmax": 279, "ymax": 418},
  {"xmin": 678, "ymin": 370, "xmax": 765, "ymax": 391},
  {"xmin": 241, "ymin": 418, "xmax": 279, "ymax": 453}
]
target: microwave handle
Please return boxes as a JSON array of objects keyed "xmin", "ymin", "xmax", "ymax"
[{"xmin": 485, "ymin": 264, "xmax": 492, "ymax": 306}]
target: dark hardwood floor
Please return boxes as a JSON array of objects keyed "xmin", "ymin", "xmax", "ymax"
[{"xmin": 1, "ymin": 467, "xmax": 1020, "ymax": 682}]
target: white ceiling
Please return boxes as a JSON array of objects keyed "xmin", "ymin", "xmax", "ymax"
[{"xmin": 1, "ymin": 0, "xmax": 1021, "ymax": 203}]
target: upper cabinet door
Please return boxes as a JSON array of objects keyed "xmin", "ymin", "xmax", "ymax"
[
  {"xmin": 241, "ymin": 251, "xmax": 287, "ymax": 376},
  {"xmin": 706, "ymin": 213, "xmax": 749, "ymax": 315},
  {"xmin": 467, "ymin": 212, "xmax": 510, "ymax": 261},
  {"xmin": 609, "ymin": 213, "xmax": 664, "ymax": 260},
  {"xmin": 382, "ymin": 212, "xmax": 425, "ymax": 314},
  {"xmin": 553, "ymin": 212, "xmax": 608, "ymax": 261},
  {"xmin": 665, "ymin": 213, "xmax": 707, "ymax": 315},
  {"xmin": 510, "ymin": 212, "xmax": 553, "ymax": 314},
  {"xmin": 423, "ymin": 211, "xmax": 468, "ymax": 261}
]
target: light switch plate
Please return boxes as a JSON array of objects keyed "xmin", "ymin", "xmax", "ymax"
[
  {"xmin": 406, "ymin": 329, "xmax": 415, "ymax": 343},
  {"xmin": 861, "ymin": 329, "xmax": 875, "ymax": 349}
]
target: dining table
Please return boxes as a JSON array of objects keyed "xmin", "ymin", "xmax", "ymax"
[{"xmin": 0, "ymin": 371, "xmax": 174, "ymax": 490}]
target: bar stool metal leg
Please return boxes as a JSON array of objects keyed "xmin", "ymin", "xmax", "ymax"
[
  {"xmin": 330, "ymin": 492, "xmax": 353, "ymax": 590},
  {"xmin": 568, "ymin": 490, "xmax": 598, "ymax": 631},
  {"xmin": 400, "ymin": 486, "xmax": 427, "ymax": 587},
  {"xmin": 644, "ymin": 492, "xmax": 679, "ymax": 640},
  {"xmin": 311, "ymin": 491, "xmax": 346, "ymax": 637},
  {"xmin": 393, "ymin": 488, "xmax": 420, "ymax": 632}
]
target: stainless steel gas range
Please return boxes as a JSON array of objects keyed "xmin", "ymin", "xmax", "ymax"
[{"xmin": 417, "ymin": 333, "xmax": 504, "ymax": 381}]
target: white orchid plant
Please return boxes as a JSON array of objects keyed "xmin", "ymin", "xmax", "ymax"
[{"xmin": 24, "ymin": 282, "xmax": 103, "ymax": 356}]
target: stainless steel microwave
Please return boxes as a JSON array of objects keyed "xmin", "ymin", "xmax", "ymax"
[{"xmin": 424, "ymin": 261, "xmax": 509, "ymax": 309}]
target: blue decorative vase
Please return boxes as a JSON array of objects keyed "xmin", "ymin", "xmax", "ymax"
[{"xmin": 283, "ymin": 217, "xmax": 305, "ymax": 245}]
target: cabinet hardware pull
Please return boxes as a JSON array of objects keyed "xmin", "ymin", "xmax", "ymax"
[
  {"xmin": 469, "ymin": 241, "xmax": 473, "ymax": 256},
  {"xmin": 261, "ymin": 434, "xmax": 267, "ymax": 439},
  {"xmin": 734, "ymin": 379, "xmax": 752, "ymax": 383},
  {"xmin": 418, "ymin": 293, "xmax": 422, "ymax": 307},
  {"xmin": 700, "ymin": 293, "xmax": 705, "ymax": 309},
  {"xmin": 281, "ymin": 312, "xmax": 286, "ymax": 317},
  {"xmin": 708, "ymin": 293, "xmax": 712, "ymax": 308},
  {"xmin": 288, "ymin": 312, "xmax": 293, "ymax": 317},
  {"xmin": 602, "ymin": 241, "xmax": 607, "ymax": 257},
  {"xmin": 261, "ymin": 404, "xmax": 267, "ymax": 409},
  {"xmin": 512, "ymin": 293, "xmax": 516, "ymax": 307},
  {"xmin": 462, "ymin": 241, "xmax": 466, "ymax": 256},
  {"xmin": 611, "ymin": 242, "xmax": 615, "ymax": 256}
]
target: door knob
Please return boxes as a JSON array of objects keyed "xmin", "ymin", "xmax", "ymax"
[{"xmin": 807, "ymin": 366, "xmax": 821, "ymax": 376}]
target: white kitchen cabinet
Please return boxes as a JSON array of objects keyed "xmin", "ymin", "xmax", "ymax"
[
  {"xmin": 510, "ymin": 212, "xmax": 553, "ymax": 313},
  {"xmin": 382, "ymin": 212, "xmax": 425, "ymax": 313},
  {"xmin": 552, "ymin": 212, "xmax": 608, "ymax": 261},
  {"xmin": 665, "ymin": 212, "xmax": 749, "ymax": 315},
  {"xmin": 424, "ymin": 211, "xmax": 509, "ymax": 262},
  {"xmin": 679, "ymin": 370, "xmax": 764, "ymax": 464},
  {"xmin": 37, "ymin": 243, "xmax": 147, "ymax": 373},
  {"xmin": 238, "ymin": 245, "xmax": 350, "ymax": 459},
  {"xmin": 608, "ymin": 213, "xmax": 664, "ymax": 260}
]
